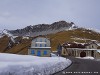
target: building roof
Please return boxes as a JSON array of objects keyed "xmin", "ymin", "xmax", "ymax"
[
  {"xmin": 62, "ymin": 41, "xmax": 98, "ymax": 48},
  {"xmin": 67, "ymin": 48, "xmax": 100, "ymax": 51},
  {"xmin": 62, "ymin": 42, "xmax": 85, "ymax": 48},
  {"xmin": 32, "ymin": 35, "xmax": 50, "ymax": 40}
]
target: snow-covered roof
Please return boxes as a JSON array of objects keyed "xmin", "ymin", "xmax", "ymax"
[
  {"xmin": 62, "ymin": 41, "xmax": 99, "ymax": 49},
  {"xmin": 67, "ymin": 48, "xmax": 99, "ymax": 51},
  {"xmin": 80, "ymin": 49, "xmax": 99, "ymax": 51}
]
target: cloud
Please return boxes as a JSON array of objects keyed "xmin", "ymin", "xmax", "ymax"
[
  {"xmin": 0, "ymin": 12, "xmax": 11, "ymax": 18},
  {"xmin": 0, "ymin": 0, "xmax": 100, "ymax": 30}
]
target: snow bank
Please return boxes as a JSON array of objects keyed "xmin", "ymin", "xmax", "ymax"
[
  {"xmin": 96, "ymin": 59, "xmax": 100, "ymax": 61},
  {"xmin": 0, "ymin": 53, "xmax": 71, "ymax": 75},
  {"xmin": 51, "ymin": 53, "xmax": 58, "ymax": 57},
  {"xmin": 76, "ymin": 56, "xmax": 94, "ymax": 60}
]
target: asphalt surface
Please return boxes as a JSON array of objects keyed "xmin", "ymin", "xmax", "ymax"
[{"xmin": 53, "ymin": 57, "xmax": 100, "ymax": 75}]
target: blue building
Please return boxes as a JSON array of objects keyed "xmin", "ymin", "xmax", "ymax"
[{"xmin": 28, "ymin": 36, "xmax": 51, "ymax": 57}]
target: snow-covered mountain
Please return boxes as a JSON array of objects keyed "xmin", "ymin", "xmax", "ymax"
[
  {"xmin": 1, "ymin": 21, "xmax": 100, "ymax": 54},
  {"xmin": 0, "ymin": 30, "xmax": 3, "ymax": 38},
  {"xmin": 9, "ymin": 21, "xmax": 78, "ymax": 36},
  {"xmin": 2, "ymin": 29, "xmax": 16, "ymax": 43},
  {"xmin": 0, "ymin": 31, "xmax": 1, "ymax": 33}
]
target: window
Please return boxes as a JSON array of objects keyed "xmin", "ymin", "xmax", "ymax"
[
  {"xmin": 40, "ymin": 38, "xmax": 42, "ymax": 42},
  {"xmin": 92, "ymin": 45, "xmax": 94, "ymax": 48},
  {"xmin": 37, "ymin": 51, "xmax": 41, "ymax": 56},
  {"xmin": 31, "ymin": 50, "xmax": 35, "ymax": 54},
  {"xmin": 40, "ymin": 44, "xmax": 42, "ymax": 47},
  {"xmin": 45, "ymin": 39, "xmax": 47, "ymax": 42},
  {"xmin": 45, "ymin": 44, "xmax": 47, "ymax": 47},
  {"xmin": 44, "ymin": 51, "xmax": 47, "ymax": 55},
  {"xmin": 35, "ymin": 39, "xmax": 37, "ymax": 42},
  {"xmin": 35, "ymin": 44, "xmax": 37, "ymax": 47}
]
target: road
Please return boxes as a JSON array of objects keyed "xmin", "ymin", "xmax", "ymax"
[{"xmin": 53, "ymin": 57, "xmax": 100, "ymax": 75}]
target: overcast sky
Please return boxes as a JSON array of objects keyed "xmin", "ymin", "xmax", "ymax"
[{"xmin": 0, "ymin": 0, "xmax": 100, "ymax": 30}]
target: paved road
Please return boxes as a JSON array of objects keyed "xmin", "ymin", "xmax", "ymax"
[{"xmin": 53, "ymin": 57, "xmax": 100, "ymax": 75}]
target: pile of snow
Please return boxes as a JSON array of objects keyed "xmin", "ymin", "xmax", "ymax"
[
  {"xmin": 76, "ymin": 56, "xmax": 94, "ymax": 60},
  {"xmin": 51, "ymin": 53, "xmax": 58, "ymax": 57},
  {"xmin": 96, "ymin": 59, "xmax": 100, "ymax": 61},
  {"xmin": 97, "ymin": 50, "xmax": 100, "ymax": 53},
  {"xmin": 0, "ymin": 53, "xmax": 71, "ymax": 75},
  {"xmin": 52, "ymin": 51, "xmax": 57, "ymax": 52}
]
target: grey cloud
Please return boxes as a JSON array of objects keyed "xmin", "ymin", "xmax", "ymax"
[{"xmin": 0, "ymin": 0, "xmax": 100, "ymax": 30}]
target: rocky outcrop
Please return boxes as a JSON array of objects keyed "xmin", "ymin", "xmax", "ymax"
[{"xmin": 9, "ymin": 21, "xmax": 78, "ymax": 36}]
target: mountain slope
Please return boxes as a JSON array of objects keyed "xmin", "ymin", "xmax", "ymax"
[
  {"xmin": 0, "ymin": 36, "xmax": 10, "ymax": 52},
  {"xmin": 47, "ymin": 28, "xmax": 100, "ymax": 50},
  {"xmin": 1, "ymin": 28, "xmax": 100, "ymax": 54},
  {"xmin": 0, "ymin": 21, "xmax": 100, "ymax": 54}
]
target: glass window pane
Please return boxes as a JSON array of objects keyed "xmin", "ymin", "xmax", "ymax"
[
  {"xmin": 45, "ymin": 39, "xmax": 47, "ymax": 42},
  {"xmin": 40, "ymin": 44, "xmax": 42, "ymax": 47},
  {"xmin": 35, "ymin": 44, "xmax": 37, "ymax": 47},
  {"xmin": 45, "ymin": 44, "xmax": 47, "ymax": 47},
  {"xmin": 31, "ymin": 50, "xmax": 35, "ymax": 54},
  {"xmin": 35, "ymin": 39, "xmax": 37, "ymax": 42},
  {"xmin": 37, "ymin": 51, "xmax": 41, "ymax": 56},
  {"xmin": 40, "ymin": 38, "xmax": 42, "ymax": 42},
  {"xmin": 44, "ymin": 51, "xmax": 47, "ymax": 55}
]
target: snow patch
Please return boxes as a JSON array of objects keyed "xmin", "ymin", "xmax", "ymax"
[
  {"xmin": 71, "ymin": 37, "xmax": 91, "ymax": 41},
  {"xmin": 97, "ymin": 50, "xmax": 100, "ymax": 53},
  {"xmin": 76, "ymin": 56, "xmax": 94, "ymax": 60},
  {"xmin": 0, "ymin": 53, "xmax": 71, "ymax": 75},
  {"xmin": 51, "ymin": 53, "xmax": 58, "ymax": 57},
  {"xmin": 2, "ymin": 29, "xmax": 15, "ymax": 43}
]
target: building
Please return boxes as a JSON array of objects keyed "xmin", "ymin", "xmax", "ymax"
[
  {"xmin": 61, "ymin": 41, "xmax": 100, "ymax": 58},
  {"xmin": 28, "ymin": 36, "xmax": 51, "ymax": 57}
]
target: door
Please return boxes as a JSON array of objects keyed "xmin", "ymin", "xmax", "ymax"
[
  {"xmin": 91, "ymin": 50, "xmax": 94, "ymax": 57},
  {"xmin": 80, "ymin": 51, "xmax": 86, "ymax": 57},
  {"xmin": 31, "ymin": 50, "xmax": 35, "ymax": 55},
  {"xmin": 44, "ymin": 51, "xmax": 48, "ymax": 55},
  {"xmin": 37, "ymin": 51, "xmax": 41, "ymax": 56}
]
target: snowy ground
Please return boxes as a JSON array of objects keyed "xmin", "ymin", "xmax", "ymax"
[
  {"xmin": 76, "ymin": 56, "xmax": 94, "ymax": 60},
  {"xmin": 0, "ymin": 53, "xmax": 71, "ymax": 75}
]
